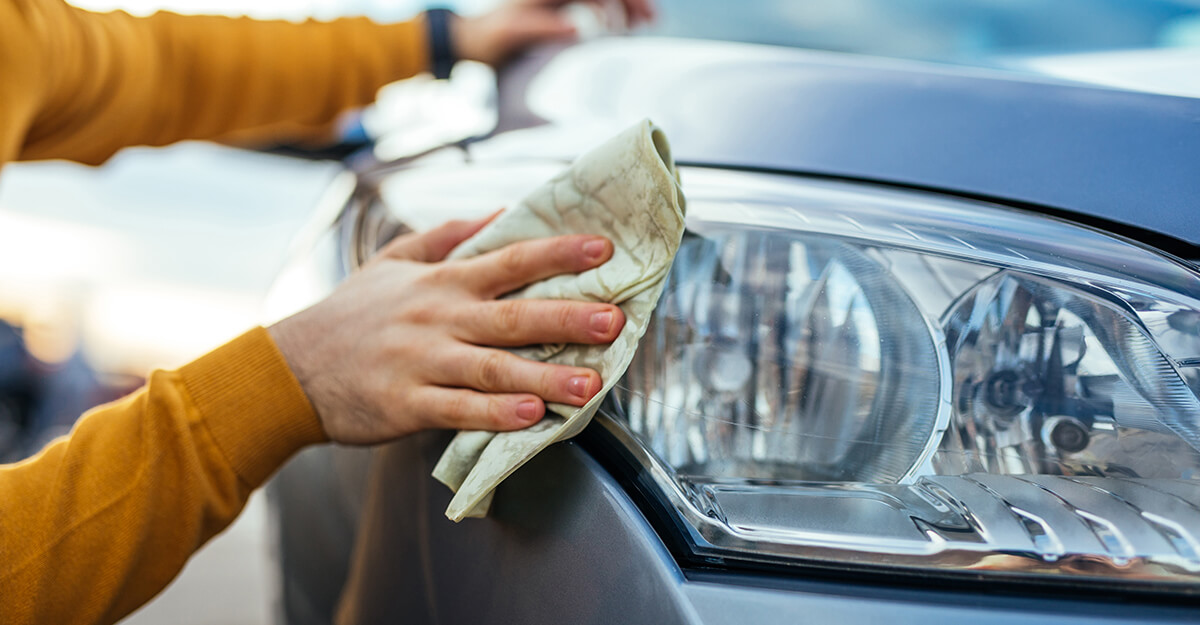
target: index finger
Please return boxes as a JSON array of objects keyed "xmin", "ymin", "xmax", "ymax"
[
  {"xmin": 451, "ymin": 234, "xmax": 613, "ymax": 298},
  {"xmin": 377, "ymin": 210, "xmax": 502, "ymax": 263}
]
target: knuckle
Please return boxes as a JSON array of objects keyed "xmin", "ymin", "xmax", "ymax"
[
  {"xmin": 382, "ymin": 330, "xmax": 414, "ymax": 357},
  {"xmin": 444, "ymin": 345, "xmax": 473, "ymax": 370},
  {"xmin": 376, "ymin": 238, "xmax": 401, "ymax": 258},
  {"xmin": 403, "ymin": 397, "xmax": 434, "ymax": 431},
  {"xmin": 379, "ymin": 233, "xmax": 416, "ymax": 258},
  {"xmin": 495, "ymin": 301, "xmax": 525, "ymax": 336},
  {"xmin": 555, "ymin": 303, "xmax": 577, "ymax": 333},
  {"xmin": 539, "ymin": 366, "xmax": 562, "ymax": 396},
  {"xmin": 499, "ymin": 244, "xmax": 529, "ymax": 275},
  {"xmin": 554, "ymin": 236, "xmax": 583, "ymax": 262},
  {"xmin": 445, "ymin": 393, "xmax": 471, "ymax": 426},
  {"xmin": 404, "ymin": 301, "xmax": 440, "ymax": 326},
  {"xmin": 475, "ymin": 352, "xmax": 509, "ymax": 390},
  {"xmin": 422, "ymin": 263, "xmax": 456, "ymax": 285},
  {"xmin": 486, "ymin": 396, "xmax": 511, "ymax": 429},
  {"xmin": 393, "ymin": 391, "xmax": 416, "ymax": 416}
]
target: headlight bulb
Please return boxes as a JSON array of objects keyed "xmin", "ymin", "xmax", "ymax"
[{"xmin": 939, "ymin": 273, "xmax": 1200, "ymax": 480}]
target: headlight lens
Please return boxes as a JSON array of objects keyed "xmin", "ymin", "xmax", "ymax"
[
  {"xmin": 605, "ymin": 169, "xmax": 1200, "ymax": 587},
  {"xmin": 366, "ymin": 159, "xmax": 1200, "ymax": 589},
  {"xmin": 620, "ymin": 230, "xmax": 949, "ymax": 484}
]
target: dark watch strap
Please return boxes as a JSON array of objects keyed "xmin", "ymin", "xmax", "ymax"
[{"xmin": 426, "ymin": 8, "xmax": 457, "ymax": 80}]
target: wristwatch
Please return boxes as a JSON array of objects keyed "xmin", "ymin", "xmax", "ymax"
[{"xmin": 425, "ymin": 7, "xmax": 457, "ymax": 80}]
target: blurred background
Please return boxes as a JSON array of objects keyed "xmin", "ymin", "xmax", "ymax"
[{"xmin": 1, "ymin": 0, "xmax": 1198, "ymax": 623}]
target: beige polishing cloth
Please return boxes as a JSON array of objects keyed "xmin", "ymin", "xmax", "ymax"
[{"xmin": 432, "ymin": 119, "xmax": 687, "ymax": 521}]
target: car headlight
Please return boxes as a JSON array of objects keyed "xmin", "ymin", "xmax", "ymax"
[
  {"xmin": 367, "ymin": 160, "xmax": 1200, "ymax": 590},
  {"xmin": 604, "ymin": 168, "xmax": 1200, "ymax": 590}
]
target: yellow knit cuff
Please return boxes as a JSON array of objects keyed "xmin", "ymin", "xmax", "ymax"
[{"xmin": 178, "ymin": 327, "xmax": 328, "ymax": 488}]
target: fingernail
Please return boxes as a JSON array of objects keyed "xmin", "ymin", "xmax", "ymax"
[
  {"xmin": 567, "ymin": 376, "xmax": 592, "ymax": 399},
  {"xmin": 517, "ymin": 400, "xmax": 541, "ymax": 421},
  {"xmin": 582, "ymin": 238, "xmax": 607, "ymax": 260},
  {"xmin": 590, "ymin": 311, "xmax": 614, "ymax": 333}
]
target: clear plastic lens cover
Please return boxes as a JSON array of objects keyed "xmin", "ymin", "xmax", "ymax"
[
  {"xmin": 604, "ymin": 169, "xmax": 1200, "ymax": 586},
  {"xmin": 620, "ymin": 231, "xmax": 949, "ymax": 484}
]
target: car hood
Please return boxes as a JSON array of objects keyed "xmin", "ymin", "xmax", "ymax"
[
  {"xmin": 1016, "ymin": 47, "xmax": 1200, "ymax": 101},
  {"xmin": 477, "ymin": 38, "xmax": 1200, "ymax": 250}
]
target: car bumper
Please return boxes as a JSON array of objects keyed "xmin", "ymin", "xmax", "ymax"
[{"xmin": 334, "ymin": 423, "xmax": 1199, "ymax": 624}]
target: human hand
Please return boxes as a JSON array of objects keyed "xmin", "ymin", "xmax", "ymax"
[
  {"xmin": 451, "ymin": 0, "xmax": 656, "ymax": 68},
  {"xmin": 269, "ymin": 214, "xmax": 626, "ymax": 445}
]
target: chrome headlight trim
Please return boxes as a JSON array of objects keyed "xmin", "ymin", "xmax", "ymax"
[{"xmin": 590, "ymin": 410, "xmax": 1200, "ymax": 588}]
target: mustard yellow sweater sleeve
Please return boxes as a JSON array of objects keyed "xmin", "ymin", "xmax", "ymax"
[
  {"xmin": 2, "ymin": 0, "xmax": 429, "ymax": 165},
  {"xmin": 0, "ymin": 329, "xmax": 329, "ymax": 625},
  {"xmin": 0, "ymin": 3, "xmax": 423, "ymax": 621}
]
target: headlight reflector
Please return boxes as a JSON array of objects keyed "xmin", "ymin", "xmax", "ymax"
[{"xmin": 618, "ymin": 230, "xmax": 948, "ymax": 484}]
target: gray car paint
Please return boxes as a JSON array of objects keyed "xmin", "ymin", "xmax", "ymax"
[
  {"xmin": 488, "ymin": 39, "xmax": 1200, "ymax": 249},
  {"xmin": 333, "ymin": 427, "xmax": 1200, "ymax": 624}
]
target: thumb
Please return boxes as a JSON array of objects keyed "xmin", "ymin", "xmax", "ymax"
[{"xmin": 379, "ymin": 210, "xmax": 502, "ymax": 263}]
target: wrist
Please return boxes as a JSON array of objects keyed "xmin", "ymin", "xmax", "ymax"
[
  {"xmin": 425, "ymin": 8, "xmax": 460, "ymax": 78},
  {"xmin": 447, "ymin": 13, "xmax": 488, "ymax": 65},
  {"xmin": 267, "ymin": 315, "xmax": 325, "ymax": 429}
]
